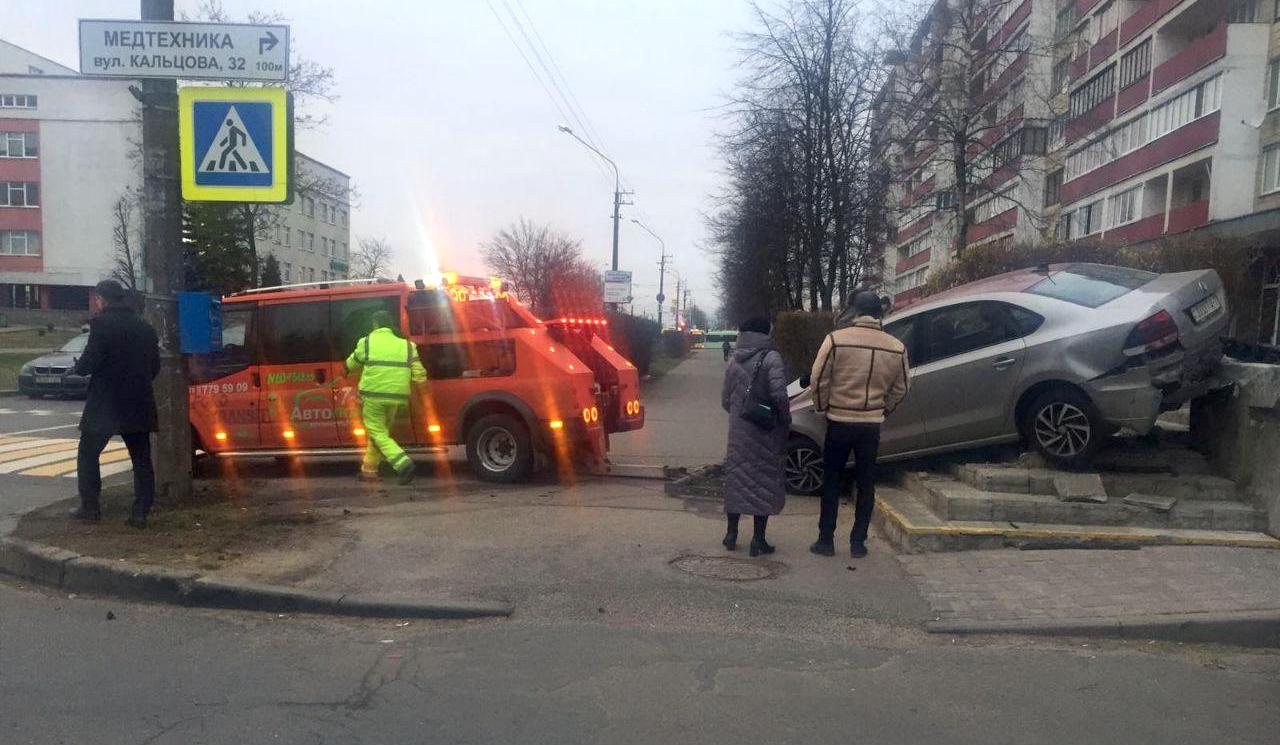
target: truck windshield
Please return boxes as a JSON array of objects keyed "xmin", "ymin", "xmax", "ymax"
[{"xmin": 1026, "ymin": 263, "xmax": 1156, "ymax": 308}]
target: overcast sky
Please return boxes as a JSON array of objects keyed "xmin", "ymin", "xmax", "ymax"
[{"xmin": 12, "ymin": 0, "xmax": 759, "ymax": 319}]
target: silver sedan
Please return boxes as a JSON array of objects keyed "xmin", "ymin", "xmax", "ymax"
[{"xmin": 785, "ymin": 263, "xmax": 1229, "ymax": 494}]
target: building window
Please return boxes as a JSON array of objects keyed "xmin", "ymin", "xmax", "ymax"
[
  {"xmin": 1054, "ymin": 4, "xmax": 1076, "ymax": 41},
  {"xmin": 1089, "ymin": 2, "xmax": 1119, "ymax": 45},
  {"xmin": 1228, "ymin": 0, "xmax": 1261, "ymax": 23},
  {"xmin": 283, "ymin": 262, "xmax": 292, "ymax": 282},
  {"xmin": 1069, "ymin": 64, "xmax": 1114, "ymax": 118},
  {"xmin": 1107, "ymin": 186, "xmax": 1140, "ymax": 227},
  {"xmin": 1053, "ymin": 58, "xmax": 1070, "ymax": 92},
  {"xmin": 1269, "ymin": 59, "xmax": 1280, "ymax": 110},
  {"xmin": 340, "ymin": 241, "xmax": 348, "ymax": 258},
  {"xmin": 1049, "ymin": 116, "xmax": 1066, "ymax": 148},
  {"xmin": 1044, "ymin": 169, "xmax": 1064, "ymax": 206},
  {"xmin": 0, "ymin": 182, "xmax": 39, "ymax": 207},
  {"xmin": 0, "ymin": 230, "xmax": 40, "ymax": 255},
  {"xmin": 0, "ymin": 94, "xmax": 37, "ymax": 109},
  {"xmin": 282, "ymin": 226, "xmax": 291, "ymax": 247},
  {"xmin": 1074, "ymin": 200, "xmax": 1104, "ymax": 236},
  {"xmin": 1118, "ymin": 40, "xmax": 1151, "ymax": 90},
  {"xmin": 1149, "ymin": 74, "xmax": 1221, "ymax": 141},
  {"xmin": 340, "ymin": 210, "xmax": 348, "ymax": 227},
  {"xmin": 0, "ymin": 132, "xmax": 38, "ymax": 158},
  {"xmin": 307, "ymin": 232, "xmax": 316, "ymax": 251},
  {"xmin": 1263, "ymin": 145, "xmax": 1280, "ymax": 194},
  {"xmin": 304, "ymin": 196, "xmax": 315, "ymax": 218}
]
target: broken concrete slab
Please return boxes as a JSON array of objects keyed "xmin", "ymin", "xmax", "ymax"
[
  {"xmin": 1053, "ymin": 473, "xmax": 1108, "ymax": 503},
  {"xmin": 1123, "ymin": 494, "xmax": 1177, "ymax": 513}
]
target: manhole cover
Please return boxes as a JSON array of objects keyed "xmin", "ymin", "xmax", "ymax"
[{"xmin": 669, "ymin": 554, "xmax": 783, "ymax": 582}]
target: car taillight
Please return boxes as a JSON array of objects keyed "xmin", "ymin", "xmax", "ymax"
[{"xmin": 1123, "ymin": 310, "xmax": 1180, "ymax": 356}]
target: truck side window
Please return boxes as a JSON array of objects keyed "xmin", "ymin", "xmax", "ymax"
[
  {"xmin": 419, "ymin": 340, "xmax": 516, "ymax": 380},
  {"xmin": 260, "ymin": 301, "xmax": 330, "ymax": 364},
  {"xmin": 330, "ymin": 296, "xmax": 402, "ymax": 361},
  {"xmin": 188, "ymin": 304, "xmax": 256, "ymax": 383}
]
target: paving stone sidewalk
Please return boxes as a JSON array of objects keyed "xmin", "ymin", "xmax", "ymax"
[{"xmin": 898, "ymin": 546, "xmax": 1280, "ymax": 622}]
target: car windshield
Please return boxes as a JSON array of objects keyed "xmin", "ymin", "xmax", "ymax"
[
  {"xmin": 1026, "ymin": 263, "xmax": 1156, "ymax": 308},
  {"xmin": 59, "ymin": 333, "xmax": 90, "ymax": 353}
]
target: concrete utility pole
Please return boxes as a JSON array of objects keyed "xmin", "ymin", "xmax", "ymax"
[
  {"xmin": 630, "ymin": 218, "xmax": 669, "ymax": 328},
  {"xmin": 138, "ymin": 0, "xmax": 191, "ymax": 500},
  {"xmin": 683, "ymin": 289, "xmax": 692, "ymax": 327}
]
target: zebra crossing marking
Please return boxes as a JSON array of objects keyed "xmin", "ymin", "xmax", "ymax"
[{"xmin": 0, "ymin": 436, "xmax": 130, "ymax": 478}]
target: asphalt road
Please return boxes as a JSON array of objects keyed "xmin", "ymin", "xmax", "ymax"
[{"xmin": 1, "ymin": 580, "xmax": 1277, "ymax": 744}]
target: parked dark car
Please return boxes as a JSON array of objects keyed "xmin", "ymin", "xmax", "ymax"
[{"xmin": 17, "ymin": 332, "xmax": 91, "ymax": 398}]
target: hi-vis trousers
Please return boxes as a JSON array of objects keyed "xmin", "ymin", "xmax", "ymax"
[{"xmin": 360, "ymin": 396, "xmax": 412, "ymax": 475}]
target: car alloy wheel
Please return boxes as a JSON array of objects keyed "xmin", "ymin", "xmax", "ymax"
[
  {"xmin": 785, "ymin": 439, "xmax": 824, "ymax": 495},
  {"xmin": 1033, "ymin": 401, "xmax": 1091, "ymax": 458}
]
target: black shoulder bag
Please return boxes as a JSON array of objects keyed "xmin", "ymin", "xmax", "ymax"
[{"xmin": 740, "ymin": 353, "xmax": 778, "ymax": 431}]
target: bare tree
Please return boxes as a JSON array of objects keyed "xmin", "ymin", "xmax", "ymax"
[
  {"xmin": 481, "ymin": 218, "xmax": 600, "ymax": 318},
  {"xmin": 712, "ymin": 0, "xmax": 885, "ymax": 317},
  {"xmin": 110, "ymin": 190, "xmax": 143, "ymax": 290},
  {"xmin": 875, "ymin": 0, "xmax": 1059, "ymax": 260},
  {"xmin": 351, "ymin": 236, "xmax": 394, "ymax": 279}
]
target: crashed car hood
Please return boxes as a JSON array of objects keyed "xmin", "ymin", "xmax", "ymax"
[{"xmin": 24, "ymin": 352, "xmax": 80, "ymax": 369}]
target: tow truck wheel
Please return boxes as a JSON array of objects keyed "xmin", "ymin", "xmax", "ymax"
[{"xmin": 466, "ymin": 413, "xmax": 533, "ymax": 483}]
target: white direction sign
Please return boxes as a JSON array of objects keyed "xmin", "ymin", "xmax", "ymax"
[
  {"xmin": 79, "ymin": 20, "xmax": 289, "ymax": 82},
  {"xmin": 603, "ymin": 270, "xmax": 633, "ymax": 304}
]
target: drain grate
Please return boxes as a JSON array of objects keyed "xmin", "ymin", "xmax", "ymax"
[{"xmin": 669, "ymin": 554, "xmax": 783, "ymax": 582}]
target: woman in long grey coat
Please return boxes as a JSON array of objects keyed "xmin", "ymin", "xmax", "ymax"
[{"xmin": 721, "ymin": 316, "xmax": 792, "ymax": 556}]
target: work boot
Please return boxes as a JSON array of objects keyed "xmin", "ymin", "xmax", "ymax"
[
  {"xmin": 69, "ymin": 505, "xmax": 101, "ymax": 523},
  {"xmin": 125, "ymin": 514, "xmax": 147, "ymax": 530},
  {"xmin": 357, "ymin": 471, "xmax": 380, "ymax": 483},
  {"xmin": 722, "ymin": 530, "xmax": 738, "ymax": 551},
  {"xmin": 850, "ymin": 541, "xmax": 868, "ymax": 559},
  {"xmin": 396, "ymin": 461, "xmax": 417, "ymax": 486},
  {"xmin": 809, "ymin": 539, "xmax": 835, "ymax": 557}
]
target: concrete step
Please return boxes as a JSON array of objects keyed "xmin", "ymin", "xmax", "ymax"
[
  {"xmin": 873, "ymin": 486, "xmax": 1280, "ymax": 554},
  {"xmin": 902, "ymin": 472, "xmax": 1268, "ymax": 532},
  {"xmin": 950, "ymin": 462, "xmax": 1240, "ymax": 502}
]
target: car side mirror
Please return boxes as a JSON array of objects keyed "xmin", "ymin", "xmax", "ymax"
[{"xmin": 799, "ymin": 374, "xmax": 812, "ymax": 388}]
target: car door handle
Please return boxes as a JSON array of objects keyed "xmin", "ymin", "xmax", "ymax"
[{"xmin": 992, "ymin": 357, "xmax": 1017, "ymax": 370}]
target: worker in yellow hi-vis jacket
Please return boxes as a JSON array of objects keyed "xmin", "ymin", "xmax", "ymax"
[{"xmin": 344, "ymin": 310, "xmax": 427, "ymax": 484}]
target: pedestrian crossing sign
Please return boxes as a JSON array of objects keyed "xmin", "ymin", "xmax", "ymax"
[{"xmin": 179, "ymin": 86, "xmax": 291, "ymax": 202}]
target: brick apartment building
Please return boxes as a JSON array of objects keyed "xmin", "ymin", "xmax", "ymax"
[
  {"xmin": 875, "ymin": 0, "xmax": 1280, "ymax": 345},
  {"xmin": 0, "ymin": 39, "xmax": 350, "ymax": 316}
]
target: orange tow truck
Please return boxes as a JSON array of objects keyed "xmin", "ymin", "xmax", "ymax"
[{"xmin": 186, "ymin": 275, "xmax": 644, "ymax": 482}]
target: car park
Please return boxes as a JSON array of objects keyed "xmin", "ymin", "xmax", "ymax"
[{"xmin": 785, "ymin": 263, "xmax": 1229, "ymax": 494}]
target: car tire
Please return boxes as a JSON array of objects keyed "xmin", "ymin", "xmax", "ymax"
[
  {"xmin": 784, "ymin": 436, "xmax": 825, "ymax": 496},
  {"xmin": 1024, "ymin": 388, "xmax": 1104, "ymax": 468},
  {"xmin": 466, "ymin": 413, "xmax": 533, "ymax": 484}
]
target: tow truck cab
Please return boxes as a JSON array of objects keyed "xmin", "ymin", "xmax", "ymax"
[{"xmin": 187, "ymin": 276, "xmax": 644, "ymax": 482}]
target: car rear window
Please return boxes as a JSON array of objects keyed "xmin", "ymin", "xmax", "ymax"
[{"xmin": 1025, "ymin": 264, "xmax": 1156, "ymax": 308}]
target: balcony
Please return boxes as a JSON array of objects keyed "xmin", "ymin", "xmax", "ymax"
[
  {"xmin": 1116, "ymin": 74, "xmax": 1150, "ymax": 115},
  {"xmin": 1152, "ymin": 22, "xmax": 1227, "ymax": 95},
  {"xmin": 1166, "ymin": 199, "xmax": 1209, "ymax": 234},
  {"xmin": 899, "ymin": 175, "xmax": 936, "ymax": 209},
  {"xmin": 896, "ymin": 247, "xmax": 932, "ymax": 274},
  {"xmin": 1103, "ymin": 213, "xmax": 1165, "ymax": 244},
  {"xmin": 967, "ymin": 207, "xmax": 1017, "ymax": 244},
  {"xmin": 897, "ymin": 213, "xmax": 934, "ymax": 244},
  {"xmin": 1060, "ymin": 112, "xmax": 1220, "ymax": 204},
  {"xmin": 1119, "ymin": 0, "xmax": 1161, "ymax": 46},
  {"xmin": 1066, "ymin": 97, "xmax": 1116, "ymax": 144},
  {"xmin": 1089, "ymin": 30, "xmax": 1118, "ymax": 72}
]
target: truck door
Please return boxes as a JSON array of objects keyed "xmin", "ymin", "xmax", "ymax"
[
  {"xmin": 188, "ymin": 301, "xmax": 261, "ymax": 451},
  {"xmin": 330, "ymin": 293, "xmax": 419, "ymax": 447},
  {"xmin": 257, "ymin": 297, "xmax": 341, "ymax": 448}
]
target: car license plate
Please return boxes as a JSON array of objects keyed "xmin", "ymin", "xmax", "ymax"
[
  {"xmin": 35, "ymin": 375, "xmax": 61, "ymax": 384},
  {"xmin": 1188, "ymin": 295, "xmax": 1222, "ymax": 324}
]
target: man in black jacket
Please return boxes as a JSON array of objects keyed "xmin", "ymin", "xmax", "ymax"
[{"xmin": 71, "ymin": 280, "xmax": 160, "ymax": 528}]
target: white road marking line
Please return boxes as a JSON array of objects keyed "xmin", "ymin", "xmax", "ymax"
[
  {"xmin": 24, "ymin": 410, "xmax": 53, "ymax": 416},
  {"xmin": 0, "ymin": 438, "xmax": 69, "ymax": 455},
  {"xmin": 0, "ymin": 438, "xmax": 125, "ymax": 472},
  {"xmin": 2, "ymin": 423, "xmax": 81, "ymax": 436},
  {"xmin": 92, "ymin": 460, "xmax": 135, "ymax": 478}
]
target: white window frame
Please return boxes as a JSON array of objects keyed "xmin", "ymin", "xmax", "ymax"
[
  {"xmin": 1263, "ymin": 145, "xmax": 1280, "ymax": 194},
  {"xmin": 0, "ymin": 94, "xmax": 36, "ymax": 109},
  {"xmin": 0, "ymin": 132, "xmax": 37, "ymax": 159},
  {"xmin": 1, "ymin": 181, "xmax": 38, "ymax": 207},
  {"xmin": 1107, "ymin": 185, "xmax": 1141, "ymax": 228},
  {"xmin": 0, "ymin": 230, "xmax": 40, "ymax": 256},
  {"xmin": 1269, "ymin": 59, "xmax": 1280, "ymax": 111}
]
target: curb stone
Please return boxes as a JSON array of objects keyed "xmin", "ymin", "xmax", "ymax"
[
  {"xmin": 0, "ymin": 535, "xmax": 513, "ymax": 620},
  {"xmin": 926, "ymin": 610, "xmax": 1280, "ymax": 648}
]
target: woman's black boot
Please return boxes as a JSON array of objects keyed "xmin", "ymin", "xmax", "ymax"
[
  {"xmin": 749, "ymin": 516, "xmax": 775, "ymax": 556},
  {"xmin": 724, "ymin": 513, "xmax": 740, "ymax": 551}
]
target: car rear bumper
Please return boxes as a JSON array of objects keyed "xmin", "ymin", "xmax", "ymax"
[{"xmin": 1082, "ymin": 369, "xmax": 1163, "ymax": 435}]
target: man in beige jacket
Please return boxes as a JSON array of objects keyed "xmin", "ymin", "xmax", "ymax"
[{"xmin": 808, "ymin": 291, "xmax": 910, "ymax": 558}]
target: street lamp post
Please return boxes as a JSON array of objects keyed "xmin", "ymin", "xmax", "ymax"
[
  {"xmin": 558, "ymin": 125, "xmax": 623, "ymax": 273},
  {"xmin": 630, "ymin": 218, "xmax": 670, "ymax": 329}
]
